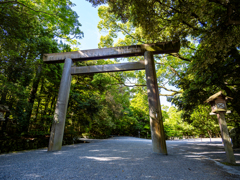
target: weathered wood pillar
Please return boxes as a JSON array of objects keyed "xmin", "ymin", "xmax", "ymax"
[
  {"xmin": 217, "ymin": 112, "xmax": 236, "ymax": 164},
  {"xmin": 144, "ymin": 51, "xmax": 167, "ymax": 155},
  {"xmin": 48, "ymin": 58, "xmax": 72, "ymax": 151}
]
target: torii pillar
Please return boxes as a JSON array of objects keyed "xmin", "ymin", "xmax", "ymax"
[
  {"xmin": 48, "ymin": 58, "xmax": 72, "ymax": 151},
  {"xmin": 145, "ymin": 51, "xmax": 167, "ymax": 154}
]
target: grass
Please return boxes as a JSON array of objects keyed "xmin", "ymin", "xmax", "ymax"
[{"xmin": 220, "ymin": 162, "xmax": 240, "ymax": 166}]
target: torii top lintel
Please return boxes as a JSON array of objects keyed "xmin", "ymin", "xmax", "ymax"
[{"xmin": 43, "ymin": 41, "xmax": 180, "ymax": 63}]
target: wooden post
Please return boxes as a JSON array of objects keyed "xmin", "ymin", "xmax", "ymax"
[
  {"xmin": 206, "ymin": 91, "xmax": 236, "ymax": 164},
  {"xmin": 144, "ymin": 51, "xmax": 167, "ymax": 155},
  {"xmin": 48, "ymin": 58, "xmax": 72, "ymax": 151},
  {"xmin": 217, "ymin": 112, "xmax": 236, "ymax": 164}
]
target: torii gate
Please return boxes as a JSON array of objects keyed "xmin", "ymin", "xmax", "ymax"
[{"xmin": 43, "ymin": 41, "xmax": 180, "ymax": 155}]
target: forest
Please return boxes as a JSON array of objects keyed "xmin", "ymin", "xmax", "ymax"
[{"xmin": 0, "ymin": 0, "xmax": 240, "ymax": 151}]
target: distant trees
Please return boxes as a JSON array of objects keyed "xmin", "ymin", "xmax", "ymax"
[{"xmin": 190, "ymin": 105, "xmax": 220, "ymax": 138}]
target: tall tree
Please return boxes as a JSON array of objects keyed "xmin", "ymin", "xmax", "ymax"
[
  {"xmin": 0, "ymin": 0, "xmax": 83, "ymax": 134},
  {"xmin": 87, "ymin": 0, "xmax": 240, "ymax": 121}
]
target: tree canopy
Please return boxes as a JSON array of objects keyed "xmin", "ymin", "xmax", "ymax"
[
  {"xmin": 0, "ymin": 0, "xmax": 83, "ymax": 135},
  {"xmin": 88, "ymin": 0, "xmax": 240, "ymax": 122}
]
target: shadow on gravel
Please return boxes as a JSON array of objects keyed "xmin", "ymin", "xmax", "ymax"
[
  {"xmin": 1, "ymin": 137, "xmax": 240, "ymax": 179},
  {"xmin": 167, "ymin": 140, "xmax": 240, "ymax": 168}
]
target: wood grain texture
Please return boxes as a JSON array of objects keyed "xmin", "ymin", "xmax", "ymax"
[
  {"xmin": 71, "ymin": 61, "xmax": 145, "ymax": 75},
  {"xmin": 144, "ymin": 51, "xmax": 168, "ymax": 155},
  {"xmin": 43, "ymin": 41, "xmax": 180, "ymax": 63}
]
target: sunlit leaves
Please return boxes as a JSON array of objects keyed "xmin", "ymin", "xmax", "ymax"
[{"xmin": 190, "ymin": 105, "xmax": 219, "ymax": 137}]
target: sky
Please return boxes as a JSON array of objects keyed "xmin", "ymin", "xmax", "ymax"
[
  {"xmin": 71, "ymin": 0, "xmax": 173, "ymax": 107},
  {"xmin": 72, "ymin": 0, "xmax": 100, "ymax": 50}
]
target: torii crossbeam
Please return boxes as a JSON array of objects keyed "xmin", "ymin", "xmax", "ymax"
[{"xmin": 43, "ymin": 41, "xmax": 180, "ymax": 155}]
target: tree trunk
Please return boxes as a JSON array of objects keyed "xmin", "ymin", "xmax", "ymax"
[{"xmin": 23, "ymin": 65, "xmax": 43, "ymax": 133}]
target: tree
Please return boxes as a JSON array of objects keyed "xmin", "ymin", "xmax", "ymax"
[
  {"xmin": 0, "ymin": 0, "xmax": 83, "ymax": 40},
  {"xmin": 163, "ymin": 106, "xmax": 194, "ymax": 138},
  {"xmin": 0, "ymin": 0, "xmax": 83, "ymax": 135},
  {"xmin": 190, "ymin": 105, "xmax": 220, "ymax": 138},
  {"xmin": 87, "ymin": 0, "xmax": 240, "ymax": 121}
]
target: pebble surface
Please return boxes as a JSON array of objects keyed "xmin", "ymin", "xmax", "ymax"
[{"xmin": 0, "ymin": 136, "xmax": 240, "ymax": 180}]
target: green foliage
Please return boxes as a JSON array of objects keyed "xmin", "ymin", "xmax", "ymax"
[
  {"xmin": 0, "ymin": 0, "xmax": 83, "ymax": 136},
  {"xmin": 88, "ymin": 0, "xmax": 240, "ymax": 127},
  {"xmin": 85, "ymin": 1, "xmax": 240, "ymax": 139},
  {"xmin": 163, "ymin": 106, "xmax": 193, "ymax": 138},
  {"xmin": 190, "ymin": 105, "xmax": 219, "ymax": 138},
  {"xmin": 0, "ymin": 0, "xmax": 83, "ymax": 40},
  {"xmin": 129, "ymin": 91, "xmax": 150, "ymax": 136}
]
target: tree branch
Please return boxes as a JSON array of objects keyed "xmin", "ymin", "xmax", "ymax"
[
  {"xmin": 113, "ymin": 83, "xmax": 181, "ymax": 96},
  {"xmin": 182, "ymin": 20, "xmax": 199, "ymax": 30},
  {"xmin": 113, "ymin": 83, "xmax": 181, "ymax": 93},
  {"xmin": 185, "ymin": 44, "xmax": 198, "ymax": 51},
  {"xmin": 157, "ymin": 0, "xmax": 206, "ymax": 27},
  {"xmin": 112, "ymin": 83, "xmax": 182, "ymax": 96},
  {"xmin": 169, "ymin": 53, "xmax": 191, "ymax": 62},
  {"xmin": 208, "ymin": 0, "xmax": 228, "ymax": 7},
  {"xmin": 159, "ymin": 92, "xmax": 180, "ymax": 96},
  {"xmin": 158, "ymin": 85, "xmax": 181, "ymax": 93},
  {"xmin": 155, "ymin": 62, "xmax": 183, "ymax": 80},
  {"xmin": 108, "ymin": 17, "xmax": 146, "ymax": 44},
  {"xmin": 168, "ymin": 66, "xmax": 182, "ymax": 79},
  {"xmin": 156, "ymin": 0, "xmax": 181, "ymax": 13},
  {"xmin": 190, "ymin": 12, "xmax": 207, "ymax": 27},
  {"xmin": 0, "ymin": 0, "xmax": 57, "ymax": 17}
]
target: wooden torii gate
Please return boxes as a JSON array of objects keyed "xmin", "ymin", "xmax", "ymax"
[{"xmin": 43, "ymin": 41, "xmax": 180, "ymax": 155}]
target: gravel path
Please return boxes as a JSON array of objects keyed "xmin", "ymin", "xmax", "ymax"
[{"xmin": 0, "ymin": 137, "xmax": 240, "ymax": 180}]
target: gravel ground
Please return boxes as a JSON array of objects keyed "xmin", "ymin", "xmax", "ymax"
[{"xmin": 0, "ymin": 136, "xmax": 240, "ymax": 180}]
